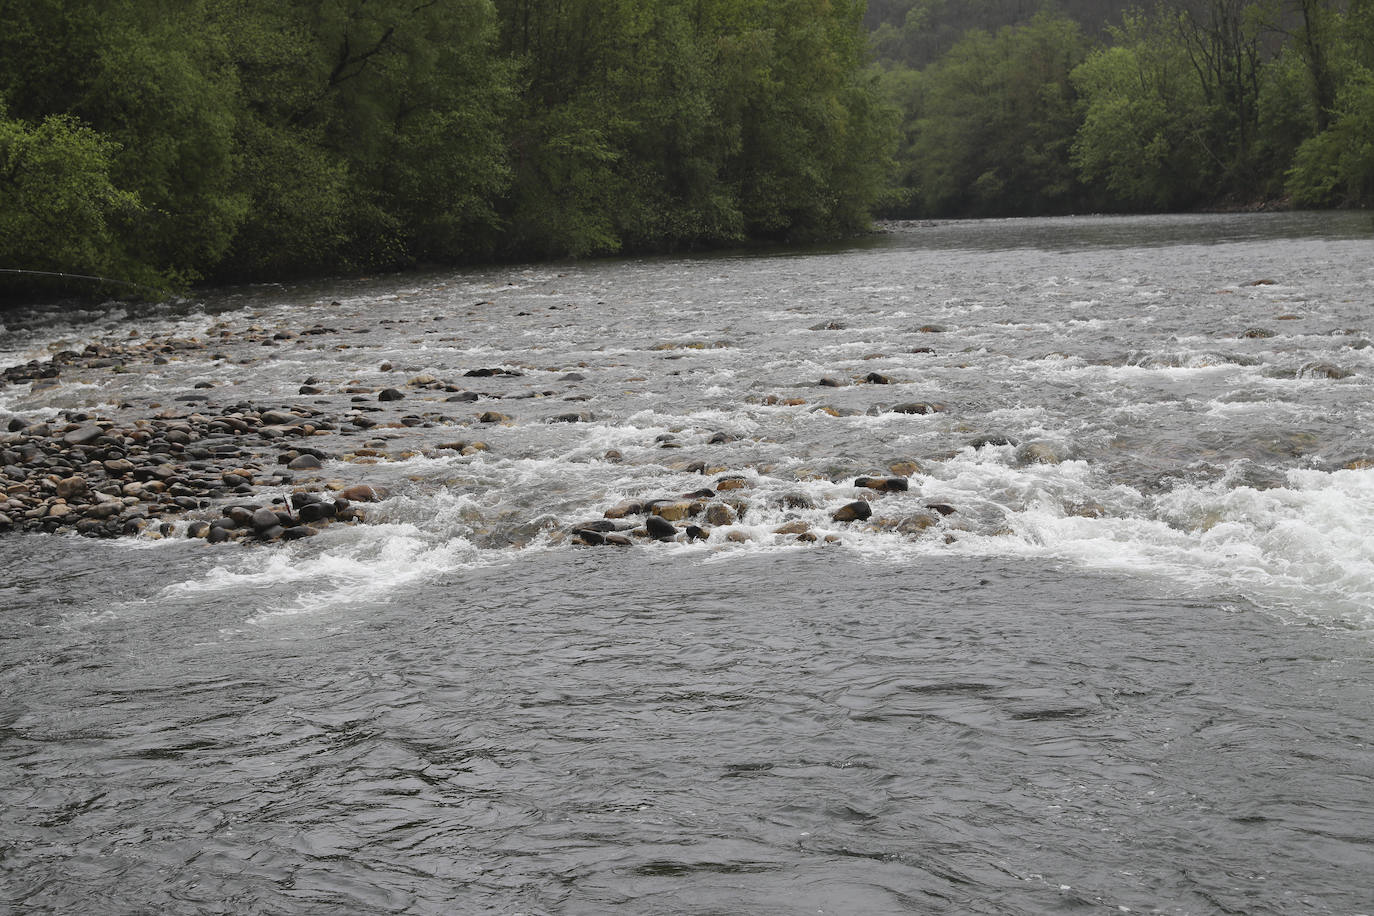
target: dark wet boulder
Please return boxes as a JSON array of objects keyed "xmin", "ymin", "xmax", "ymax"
[
  {"xmin": 832, "ymin": 500, "xmax": 872, "ymax": 522},
  {"xmin": 378, "ymin": 388, "xmax": 405, "ymax": 401},
  {"xmin": 225, "ymin": 505, "xmax": 256, "ymax": 527},
  {"xmin": 864, "ymin": 372, "xmax": 892, "ymax": 385},
  {"xmin": 63, "ymin": 424, "xmax": 104, "ymax": 446},
  {"xmin": 287, "ymin": 454, "xmax": 323, "ymax": 470},
  {"xmin": 251, "ymin": 507, "xmax": 281, "ymax": 531},
  {"xmin": 572, "ymin": 528, "xmax": 607, "ymax": 545},
  {"xmin": 296, "ymin": 501, "xmax": 336, "ymax": 523},
  {"xmin": 280, "ymin": 526, "xmax": 317, "ymax": 540},
  {"xmin": 855, "ymin": 476, "xmax": 908, "ymax": 492},
  {"xmin": 969, "ymin": 435, "xmax": 1017, "ymax": 449},
  {"xmin": 889, "ymin": 402, "xmax": 943, "ymax": 415},
  {"xmin": 645, "ymin": 515, "xmax": 678, "ymax": 539},
  {"xmin": 259, "ymin": 409, "xmax": 301, "ymax": 425}
]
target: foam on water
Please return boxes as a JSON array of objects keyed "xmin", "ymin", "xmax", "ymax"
[
  {"xmin": 152, "ymin": 522, "xmax": 489, "ymax": 623},
  {"xmin": 923, "ymin": 456, "xmax": 1374, "ymax": 628}
]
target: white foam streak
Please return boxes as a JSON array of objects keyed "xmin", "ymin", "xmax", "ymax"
[
  {"xmin": 977, "ymin": 464, "xmax": 1374, "ymax": 627},
  {"xmin": 157, "ymin": 525, "xmax": 487, "ymax": 622}
]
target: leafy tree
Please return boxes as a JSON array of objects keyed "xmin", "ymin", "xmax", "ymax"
[
  {"xmin": 1287, "ymin": 0, "xmax": 1374, "ymax": 205},
  {"xmin": 0, "ymin": 0, "xmax": 244, "ymax": 285},
  {"xmin": 900, "ymin": 11, "xmax": 1088, "ymax": 216},
  {"xmin": 1072, "ymin": 11, "xmax": 1218, "ymax": 210},
  {"xmin": 0, "ymin": 103, "xmax": 151, "ymax": 290}
]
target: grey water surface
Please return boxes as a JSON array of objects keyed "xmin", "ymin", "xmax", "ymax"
[{"xmin": 2, "ymin": 213, "xmax": 1373, "ymax": 914}]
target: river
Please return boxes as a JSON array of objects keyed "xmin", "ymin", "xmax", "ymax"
[{"xmin": 2, "ymin": 213, "xmax": 1372, "ymax": 914}]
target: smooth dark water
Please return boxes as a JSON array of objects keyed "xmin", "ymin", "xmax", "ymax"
[{"xmin": 3, "ymin": 213, "xmax": 1374, "ymax": 913}]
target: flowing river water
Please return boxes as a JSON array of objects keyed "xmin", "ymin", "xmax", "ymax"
[{"xmin": 2, "ymin": 213, "xmax": 1373, "ymax": 914}]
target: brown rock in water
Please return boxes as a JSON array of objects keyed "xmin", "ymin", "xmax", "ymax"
[
  {"xmin": 1015, "ymin": 441, "xmax": 1064, "ymax": 465},
  {"xmin": 339, "ymin": 484, "xmax": 389, "ymax": 502},
  {"xmin": 704, "ymin": 503, "xmax": 736, "ymax": 526},
  {"xmin": 651, "ymin": 500, "xmax": 694, "ymax": 522},
  {"xmin": 55, "ymin": 476, "xmax": 87, "ymax": 500},
  {"xmin": 889, "ymin": 459, "xmax": 922, "ymax": 476},
  {"xmin": 773, "ymin": 520, "xmax": 810, "ymax": 535},
  {"xmin": 855, "ymin": 476, "xmax": 908, "ymax": 492},
  {"xmin": 478, "ymin": 411, "xmax": 510, "ymax": 423},
  {"xmin": 605, "ymin": 499, "xmax": 645, "ymax": 519},
  {"xmin": 895, "ymin": 512, "xmax": 940, "ymax": 534},
  {"xmin": 832, "ymin": 501, "xmax": 872, "ymax": 522},
  {"xmin": 288, "ymin": 454, "xmax": 324, "ymax": 470}
]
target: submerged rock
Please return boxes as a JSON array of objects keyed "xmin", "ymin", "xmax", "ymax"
[{"xmin": 889, "ymin": 402, "xmax": 943, "ymax": 415}]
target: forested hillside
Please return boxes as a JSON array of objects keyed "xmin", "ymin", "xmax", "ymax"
[
  {"xmin": 4, "ymin": 0, "xmax": 1370, "ymax": 297},
  {"xmin": 0, "ymin": 0, "xmax": 897, "ymax": 294},
  {"xmin": 871, "ymin": 0, "xmax": 1374, "ymax": 217}
]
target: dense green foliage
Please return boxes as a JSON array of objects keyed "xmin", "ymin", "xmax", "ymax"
[
  {"xmin": 871, "ymin": 0, "xmax": 1374, "ymax": 217},
  {"xmin": 0, "ymin": 0, "xmax": 896, "ymax": 294}
]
